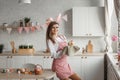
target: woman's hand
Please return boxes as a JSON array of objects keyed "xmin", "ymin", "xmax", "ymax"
[{"xmin": 68, "ymin": 40, "xmax": 74, "ymax": 46}]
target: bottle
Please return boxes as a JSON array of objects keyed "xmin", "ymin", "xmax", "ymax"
[{"xmin": 20, "ymin": 20, "xmax": 23, "ymax": 27}]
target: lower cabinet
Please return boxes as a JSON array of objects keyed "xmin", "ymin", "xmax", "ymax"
[
  {"xmin": 0, "ymin": 56, "xmax": 8, "ymax": 68},
  {"xmin": 68, "ymin": 56, "xmax": 82, "ymax": 77},
  {"xmin": 0, "ymin": 55, "xmax": 104, "ymax": 80},
  {"xmin": 68, "ymin": 55, "xmax": 104, "ymax": 80},
  {"xmin": 43, "ymin": 56, "xmax": 53, "ymax": 69}
]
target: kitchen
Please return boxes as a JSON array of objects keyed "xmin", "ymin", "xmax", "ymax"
[{"xmin": 0, "ymin": 0, "xmax": 119, "ymax": 80}]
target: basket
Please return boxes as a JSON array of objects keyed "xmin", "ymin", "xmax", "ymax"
[{"xmin": 18, "ymin": 48, "xmax": 35, "ymax": 54}]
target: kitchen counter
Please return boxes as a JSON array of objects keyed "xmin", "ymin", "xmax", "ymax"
[
  {"xmin": 107, "ymin": 53, "xmax": 120, "ymax": 79},
  {"xmin": 0, "ymin": 51, "xmax": 105, "ymax": 56}
]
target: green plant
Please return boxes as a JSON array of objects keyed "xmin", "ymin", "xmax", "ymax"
[
  {"xmin": 19, "ymin": 45, "xmax": 24, "ymax": 49},
  {"xmin": 24, "ymin": 17, "xmax": 31, "ymax": 23},
  {"xmin": 0, "ymin": 44, "xmax": 4, "ymax": 53},
  {"xmin": 24, "ymin": 45, "xmax": 28, "ymax": 49},
  {"xmin": 29, "ymin": 45, "xmax": 33, "ymax": 49},
  {"xmin": 0, "ymin": 44, "xmax": 3, "ymax": 47}
]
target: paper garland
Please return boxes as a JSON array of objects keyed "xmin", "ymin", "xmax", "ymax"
[
  {"xmin": 17, "ymin": 26, "xmax": 41, "ymax": 34},
  {"xmin": 56, "ymin": 13, "xmax": 62, "ymax": 23},
  {"xmin": 62, "ymin": 14, "xmax": 68, "ymax": 21},
  {"xmin": 4, "ymin": 13, "xmax": 68, "ymax": 34},
  {"xmin": 6, "ymin": 28, "xmax": 12, "ymax": 34}
]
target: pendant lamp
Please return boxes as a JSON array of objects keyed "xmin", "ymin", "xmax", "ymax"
[{"xmin": 19, "ymin": 0, "xmax": 31, "ymax": 4}]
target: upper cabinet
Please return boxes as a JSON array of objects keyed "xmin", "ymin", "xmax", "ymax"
[{"xmin": 72, "ymin": 7, "xmax": 105, "ymax": 37}]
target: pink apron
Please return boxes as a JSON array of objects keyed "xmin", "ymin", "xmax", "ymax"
[{"xmin": 52, "ymin": 36, "xmax": 74, "ymax": 79}]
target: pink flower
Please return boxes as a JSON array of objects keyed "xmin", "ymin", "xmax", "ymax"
[{"xmin": 112, "ymin": 35, "xmax": 118, "ymax": 42}]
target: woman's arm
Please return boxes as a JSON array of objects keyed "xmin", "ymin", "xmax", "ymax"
[{"xmin": 47, "ymin": 40, "xmax": 63, "ymax": 59}]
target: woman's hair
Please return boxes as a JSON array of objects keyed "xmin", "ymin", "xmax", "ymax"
[{"xmin": 46, "ymin": 21, "xmax": 59, "ymax": 44}]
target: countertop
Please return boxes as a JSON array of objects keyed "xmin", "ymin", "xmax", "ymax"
[{"xmin": 0, "ymin": 51, "xmax": 105, "ymax": 56}]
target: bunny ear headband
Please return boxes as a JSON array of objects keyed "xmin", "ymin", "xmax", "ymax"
[{"xmin": 45, "ymin": 13, "xmax": 68, "ymax": 27}]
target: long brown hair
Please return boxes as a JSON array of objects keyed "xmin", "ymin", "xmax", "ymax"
[{"xmin": 46, "ymin": 21, "xmax": 59, "ymax": 44}]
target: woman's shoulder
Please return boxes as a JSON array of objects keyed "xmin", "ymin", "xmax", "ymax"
[
  {"xmin": 58, "ymin": 34, "xmax": 66, "ymax": 41},
  {"xmin": 58, "ymin": 34, "xmax": 66, "ymax": 38}
]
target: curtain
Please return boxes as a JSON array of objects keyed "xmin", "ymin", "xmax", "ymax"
[
  {"xmin": 104, "ymin": 0, "xmax": 114, "ymax": 53},
  {"xmin": 114, "ymin": 0, "xmax": 120, "ymax": 21},
  {"xmin": 114, "ymin": 0, "xmax": 120, "ymax": 51}
]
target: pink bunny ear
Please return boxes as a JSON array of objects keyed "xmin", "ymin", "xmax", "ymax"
[
  {"xmin": 18, "ymin": 27, "xmax": 23, "ymax": 34},
  {"xmin": 56, "ymin": 13, "xmax": 62, "ymax": 23},
  {"xmin": 45, "ymin": 17, "xmax": 54, "ymax": 26}
]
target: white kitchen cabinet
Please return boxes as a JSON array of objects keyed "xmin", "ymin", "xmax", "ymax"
[
  {"xmin": 68, "ymin": 55, "xmax": 104, "ymax": 80},
  {"xmin": 7, "ymin": 56, "xmax": 26, "ymax": 68},
  {"xmin": 83, "ymin": 56, "xmax": 104, "ymax": 80},
  {"xmin": 25, "ymin": 56, "xmax": 53, "ymax": 69},
  {"xmin": 25, "ymin": 56, "xmax": 43, "ymax": 65},
  {"xmin": 0, "ymin": 56, "xmax": 17, "ymax": 68},
  {"xmin": 0, "ymin": 56, "xmax": 7, "ymax": 68},
  {"xmin": 72, "ymin": 7, "xmax": 105, "ymax": 37},
  {"xmin": 68, "ymin": 56, "xmax": 82, "ymax": 78},
  {"xmin": 0, "ymin": 54, "xmax": 104, "ymax": 80},
  {"xmin": 43, "ymin": 56, "xmax": 53, "ymax": 69}
]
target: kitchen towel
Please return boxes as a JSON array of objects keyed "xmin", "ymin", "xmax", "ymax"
[{"xmin": 62, "ymin": 45, "xmax": 80, "ymax": 56}]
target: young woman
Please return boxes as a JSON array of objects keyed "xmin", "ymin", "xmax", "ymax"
[{"xmin": 46, "ymin": 21, "xmax": 81, "ymax": 80}]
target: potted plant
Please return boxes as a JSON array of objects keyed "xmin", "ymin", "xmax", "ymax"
[
  {"xmin": 23, "ymin": 45, "xmax": 28, "ymax": 49},
  {"xmin": 0, "ymin": 44, "xmax": 4, "ymax": 53},
  {"xmin": 19, "ymin": 45, "xmax": 24, "ymax": 49},
  {"xmin": 29, "ymin": 45, "xmax": 33, "ymax": 49},
  {"xmin": 24, "ymin": 17, "xmax": 31, "ymax": 27}
]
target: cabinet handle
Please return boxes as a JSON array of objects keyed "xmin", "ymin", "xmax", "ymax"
[
  {"xmin": 85, "ymin": 56, "xmax": 87, "ymax": 59},
  {"xmin": 7, "ymin": 56, "xmax": 12, "ymax": 58},
  {"xmin": 10, "ymin": 56, "xmax": 12, "ymax": 58},
  {"xmin": 81, "ymin": 57, "xmax": 83, "ymax": 59},
  {"xmin": 89, "ymin": 34, "xmax": 92, "ymax": 36},
  {"xmin": 47, "ymin": 56, "xmax": 49, "ymax": 58},
  {"xmin": 51, "ymin": 57, "xmax": 53, "ymax": 58},
  {"xmin": 44, "ymin": 56, "xmax": 46, "ymax": 58},
  {"xmin": 7, "ymin": 56, "xmax": 9, "ymax": 58}
]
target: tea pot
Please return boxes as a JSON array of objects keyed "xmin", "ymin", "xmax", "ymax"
[{"xmin": 34, "ymin": 64, "xmax": 43, "ymax": 75}]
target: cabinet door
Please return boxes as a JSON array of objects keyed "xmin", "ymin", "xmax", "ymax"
[
  {"xmin": 43, "ymin": 56, "xmax": 53, "ymax": 69},
  {"xmin": 0, "ymin": 56, "xmax": 7, "ymax": 68},
  {"xmin": 68, "ymin": 56, "xmax": 83, "ymax": 78},
  {"xmin": 12, "ymin": 56, "xmax": 26, "ymax": 68},
  {"xmin": 88, "ymin": 7, "xmax": 105, "ymax": 36},
  {"xmin": 72, "ymin": 7, "xmax": 88, "ymax": 36},
  {"xmin": 25, "ymin": 56, "xmax": 43, "ymax": 65},
  {"xmin": 72, "ymin": 7, "xmax": 105, "ymax": 37},
  {"xmin": 83, "ymin": 56, "xmax": 104, "ymax": 80}
]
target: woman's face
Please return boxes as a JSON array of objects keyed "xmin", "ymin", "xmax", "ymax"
[{"xmin": 51, "ymin": 24, "xmax": 59, "ymax": 35}]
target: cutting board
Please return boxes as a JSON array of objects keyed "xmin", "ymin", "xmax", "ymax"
[{"xmin": 86, "ymin": 40, "xmax": 93, "ymax": 53}]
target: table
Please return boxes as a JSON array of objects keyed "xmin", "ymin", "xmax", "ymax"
[{"xmin": 0, "ymin": 69, "xmax": 56, "ymax": 80}]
